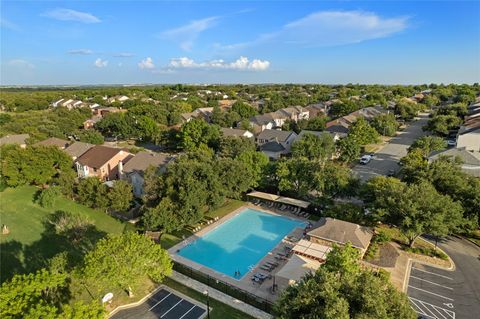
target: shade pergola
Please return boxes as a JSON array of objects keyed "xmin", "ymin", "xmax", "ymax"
[
  {"xmin": 246, "ymin": 191, "xmax": 310, "ymax": 208},
  {"xmin": 246, "ymin": 191, "xmax": 280, "ymax": 201},
  {"xmin": 276, "ymin": 254, "xmax": 321, "ymax": 285},
  {"xmin": 291, "ymin": 239, "xmax": 332, "ymax": 262},
  {"xmin": 276, "ymin": 196, "xmax": 310, "ymax": 209}
]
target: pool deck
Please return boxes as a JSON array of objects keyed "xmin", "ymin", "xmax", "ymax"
[{"xmin": 168, "ymin": 204, "xmax": 310, "ymax": 302}]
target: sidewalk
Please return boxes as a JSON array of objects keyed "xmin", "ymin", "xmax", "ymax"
[{"xmin": 170, "ymin": 271, "xmax": 273, "ymax": 319}]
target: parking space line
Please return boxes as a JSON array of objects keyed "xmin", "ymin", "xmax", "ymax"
[
  {"xmin": 178, "ymin": 305, "xmax": 196, "ymax": 319},
  {"xmin": 409, "ymin": 297, "xmax": 455, "ymax": 319},
  {"xmin": 412, "ymin": 267, "xmax": 453, "ymax": 280},
  {"xmin": 160, "ymin": 299, "xmax": 183, "ymax": 318},
  {"xmin": 410, "ymin": 275, "xmax": 453, "ymax": 290},
  {"xmin": 408, "ymin": 285, "xmax": 454, "ymax": 301},
  {"xmin": 148, "ymin": 292, "xmax": 172, "ymax": 311}
]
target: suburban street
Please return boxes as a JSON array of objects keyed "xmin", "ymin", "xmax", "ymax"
[
  {"xmin": 407, "ymin": 236, "xmax": 480, "ymax": 319},
  {"xmin": 353, "ymin": 112, "xmax": 430, "ymax": 182}
]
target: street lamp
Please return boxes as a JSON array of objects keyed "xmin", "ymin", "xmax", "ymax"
[{"xmin": 203, "ymin": 290, "xmax": 210, "ymax": 319}]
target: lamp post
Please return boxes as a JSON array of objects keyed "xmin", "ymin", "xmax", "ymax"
[{"xmin": 203, "ymin": 290, "xmax": 210, "ymax": 319}]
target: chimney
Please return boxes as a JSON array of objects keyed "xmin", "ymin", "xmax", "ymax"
[{"xmin": 118, "ymin": 160, "xmax": 124, "ymax": 177}]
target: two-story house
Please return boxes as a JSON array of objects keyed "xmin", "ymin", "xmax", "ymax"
[
  {"xmin": 256, "ymin": 129, "xmax": 298, "ymax": 160},
  {"xmin": 75, "ymin": 145, "xmax": 133, "ymax": 181}
]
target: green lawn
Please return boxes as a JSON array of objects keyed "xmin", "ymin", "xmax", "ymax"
[
  {"xmin": 160, "ymin": 199, "xmax": 245, "ymax": 249},
  {"xmin": 0, "ymin": 186, "xmax": 127, "ymax": 282}
]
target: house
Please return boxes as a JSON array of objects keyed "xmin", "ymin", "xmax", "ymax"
[
  {"xmin": 307, "ymin": 217, "xmax": 373, "ymax": 258},
  {"xmin": 324, "ymin": 122, "xmax": 350, "ymax": 140},
  {"xmin": 0, "ymin": 134, "xmax": 29, "ymax": 148},
  {"xmin": 107, "ymin": 95, "xmax": 130, "ymax": 103},
  {"xmin": 456, "ymin": 119, "xmax": 480, "ymax": 151},
  {"xmin": 218, "ymin": 99, "xmax": 236, "ymax": 109},
  {"xmin": 429, "ymin": 147, "xmax": 480, "ymax": 177},
  {"xmin": 220, "ymin": 128, "xmax": 254, "ymax": 139},
  {"xmin": 75, "ymin": 145, "xmax": 133, "ymax": 181},
  {"xmin": 119, "ymin": 151, "xmax": 175, "ymax": 197},
  {"xmin": 34, "ymin": 137, "xmax": 70, "ymax": 149},
  {"xmin": 83, "ymin": 115, "xmax": 102, "ymax": 129},
  {"xmin": 247, "ymin": 114, "xmax": 276, "ymax": 133},
  {"xmin": 64, "ymin": 142, "xmax": 94, "ymax": 160},
  {"xmin": 180, "ymin": 107, "xmax": 214, "ymax": 124},
  {"xmin": 93, "ymin": 107, "xmax": 126, "ymax": 117},
  {"xmin": 305, "ymin": 103, "xmax": 328, "ymax": 118},
  {"xmin": 257, "ymin": 129, "xmax": 298, "ymax": 159}
]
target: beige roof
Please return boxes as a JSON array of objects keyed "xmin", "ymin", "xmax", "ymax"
[
  {"xmin": 64, "ymin": 142, "xmax": 94, "ymax": 158},
  {"xmin": 276, "ymin": 196, "xmax": 310, "ymax": 208},
  {"xmin": 34, "ymin": 137, "xmax": 70, "ymax": 149},
  {"xmin": 122, "ymin": 151, "xmax": 174, "ymax": 174},
  {"xmin": 0, "ymin": 134, "xmax": 29, "ymax": 146},
  {"xmin": 246, "ymin": 191, "xmax": 280, "ymax": 201},
  {"xmin": 291, "ymin": 239, "xmax": 332, "ymax": 261},
  {"xmin": 275, "ymin": 254, "xmax": 321, "ymax": 284},
  {"xmin": 308, "ymin": 217, "xmax": 373, "ymax": 250},
  {"xmin": 220, "ymin": 127, "xmax": 252, "ymax": 138}
]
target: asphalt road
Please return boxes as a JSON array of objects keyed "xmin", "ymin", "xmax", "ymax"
[
  {"xmin": 353, "ymin": 113, "xmax": 430, "ymax": 182},
  {"xmin": 407, "ymin": 236, "xmax": 480, "ymax": 319}
]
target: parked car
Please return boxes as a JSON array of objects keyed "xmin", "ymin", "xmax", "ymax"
[
  {"xmin": 447, "ymin": 140, "xmax": 456, "ymax": 147},
  {"xmin": 359, "ymin": 155, "xmax": 373, "ymax": 165}
]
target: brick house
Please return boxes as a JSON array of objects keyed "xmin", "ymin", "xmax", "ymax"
[{"xmin": 75, "ymin": 145, "xmax": 133, "ymax": 181}]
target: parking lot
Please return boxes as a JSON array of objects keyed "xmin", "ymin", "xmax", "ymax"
[
  {"xmin": 110, "ymin": 288, "xmax": 207, "ymax": 319},
  {"xmin": 407, "ymin": 263, "xmax": 456, "ymax": 319}
]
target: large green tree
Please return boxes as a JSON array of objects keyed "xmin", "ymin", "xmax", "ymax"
[
  {"xmin": 349, "ymin": 117, "xmax": 379, "ymax": 145},
  {"xmin": 179, "ymin": 118, "xmax": 221, "ymax": 151},
  {"xmin": 107, "ymin": 180, "xmax": 133, "ymax": 212},
  {"xmin": 292, "ymin": 132, "xmax": 334, "ymax": 163},
  {"xmin": 371, "ymin": 113, "xmax": 399, "ymax": 137},
  {"xmin": 82, "ymin": 232, "xmax": 172, "ymax": 297},
  {"xmin": 275, "ymin": 244, "xmax": 416, "ymax": 319}
]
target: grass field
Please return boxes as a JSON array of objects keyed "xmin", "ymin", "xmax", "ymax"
[{"xmin": 0, "ymin": 186, "xmax": 126, "ymax": 282}]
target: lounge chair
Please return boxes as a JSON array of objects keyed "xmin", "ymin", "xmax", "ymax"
[
  {"xmin": 265, "ymin": 261, "xmax": 279, "ymax": 267},
  {"xmin": 260, "ymin": 265, "xmax": 273, "ymax": 271}
]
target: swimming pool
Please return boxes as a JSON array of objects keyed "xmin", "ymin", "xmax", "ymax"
[{"xmin": 177, "ymin": 208, "xmax": 305, "ymax": 279}]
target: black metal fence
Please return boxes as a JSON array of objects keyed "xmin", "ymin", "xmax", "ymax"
[{"xmin": 173, "ymin": 261, "xmax": 275, "ymax": 314}]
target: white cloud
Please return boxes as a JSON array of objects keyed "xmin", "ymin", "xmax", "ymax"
[
  {"xmin": 114, "ymin": 52, "xmax": 134, "ymax": 58},
  {"xmin": 0, "ymin": 18, "xmax": 20, "ymax": 31},
  {"xmin": 216, "ymin": 10, "xmax": 409, "ymax": 50},
  {"xmin": 7, "ymin": 59, "xmax": 34, "ymax": 69},
  {"xmin": 43, "ymin": 8, "xmax": 101, "ymax": 24},
  {"xmin": 160, "ymin": 16, "xmax": 219, "ymax": 51},
  {"xmin": 138, "ymin": 57, "xmax": 155, "ymax": 69},
  {"xmin": 94, "ymin": 58, "xmax": 108, "ymax": 68},
  {"xmin": 68, "ymin": 49, "xmax": 93, "ymax": 55},
  {"xmin": 167, "ymin": 56, "xmax": 270, "ymax": 71}
]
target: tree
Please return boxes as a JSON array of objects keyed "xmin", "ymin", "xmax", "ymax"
[
  {"xmin": 275, "ymin": 244, "xmax": 416, "ymax": 319},
  {"xmin": 337, "ymin": 136, "xmax": 361, "ymax": 163},
  {"xmin": 76, "ymin": 129, "xmax": 104, "ymax": 145},
  {"xmin": 218, "ymin": 136, "xmax": 256, "ymax": 158},
  {"xmin": 231, "ymin": 101, "xmax": 257, "ymax": 119},
  {"xmin": 142, "ymin": 198, "xmax": 183, "ymax": 236},
  {"xmin": 76, "ymin": 177, "xmax": 109, "ymax": 209},
  {"xmin": 276, "ymin": 157, "xmax": 317, "ymax": 198},
  {"xmin": 38, "ymin": 186, "xmax": 62, "ymax": 208},
  {"xmin": 0, "ymin": 269, "xmax": 67, "ymax": 319},
  {"xmin": 305, "ymin": 116, "xmax": 328, "ymax": 131},
  {"xmin": 82, "ymin": 232, "xmax": 172, "ymax": 297},
  {"xmin": 107, "ymin": 180, "xmax": 133, "ymax": 212},
  {"xmin": 349, "ymin": 117, "xmax": 379, "ymax": 145},
  {"xmin": 409, "ymin": 136, "xmax": 446, "ymax": 157},
  {"xmin": 315, "ymin": 162, "xmax": 355, "ymax": 198},
  {"xmin": 180, "ymin": 119, "xmax": 221, "ymax": 151},
  {"xmin": 291, "ymin": 132, "xmax": 334, "ymax": 163},
  {"xmin": 216, "ymin": 158, "xmax": 255, "ymax": 198},
  {"xmin": 371, "ymin": 113, "xmax": 399, "ymax": 137},
  {"xmin": 400, "ymin": 148, "xmax": 430, "ymax": 183},
  {"xmin": 395, "ymin": 101, "xmax": 419, "ymax": 120},
  {"xmin": 236, "ymin": 150, "xmax": 269, "ymax": 188},
  {"xmin": 330, "ymin": 99, "xmax": 360, "ymax": 117},
  {"xmin": 424, "ymin": 114, "xmax": 462, "ymax": 136},
  {"xmin": 48, "ymin": 211, "xmax": 94, "ymax": 242}
]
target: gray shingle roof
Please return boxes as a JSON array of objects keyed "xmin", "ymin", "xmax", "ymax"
[
  {"xmin": 220, "ymin": 128, "xmax": 251, "ymax": 138},
  {"xmin": 260, "ymin": 141, "xmax": 285, "ymax": 152},
  {"xmin": 429, "ymin": 147, "xmax": 480, "ymax": 166},
  {"xmin": 34, "ymin": 137, "xmax": 70, "ymax": 149},
  {"xmin": 308, "ymin": 217, "xmax": 373, "ymax": 250},
  {"xmin": 257, "ymin": 129, "xmax": 295, "ymax": 143},
  {"xmin": 122, "ymin": 151, "xmax": 174, "ymax": 174},
  {"xmin": 64, "ymin": 142, "xmax": 94, "ymax": 158},
  {"xmin": 0, "ymin": 134, "xmax": 29, "ymax": 146}
]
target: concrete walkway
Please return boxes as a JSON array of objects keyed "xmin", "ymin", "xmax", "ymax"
[{"xmin": 170, "ymin": 271, "xmax": 273, "ymax": 319}]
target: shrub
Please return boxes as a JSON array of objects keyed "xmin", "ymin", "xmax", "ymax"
[
  {"xmin": 47, "ymin": 211, "xmax": 93, "ymax": 242},
  {"xmin": 38, "ymin": 186, "xmax": 61, "ymax": 208}
]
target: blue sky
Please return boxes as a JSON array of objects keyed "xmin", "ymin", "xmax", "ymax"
[{"xmin": 1, "ymin": 1, "xmax": 479, "ymax": 85}]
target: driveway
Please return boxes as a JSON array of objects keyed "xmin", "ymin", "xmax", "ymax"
[
  {"xmin": 353, "ymin": 112, "xmax": 430, "ymax": 182},
  {"xmin": 406, "ymin": 236, "xmax": 480, "ymax": 319}
]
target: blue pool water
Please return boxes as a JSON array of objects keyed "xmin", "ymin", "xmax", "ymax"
[{"xmin": 177, "ymin": 208, "xmax": 305, "ymax": 279}]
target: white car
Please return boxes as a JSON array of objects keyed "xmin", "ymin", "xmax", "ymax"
[{"xmin": 359, "ymin": 155, "xmax": 373, "ymax": 165}]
